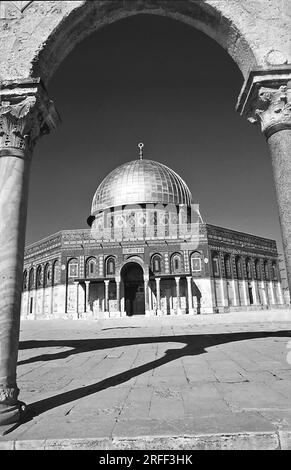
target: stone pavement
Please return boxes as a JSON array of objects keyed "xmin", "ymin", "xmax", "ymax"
[{"xmin": 1, "ymin": 310, "xmax": 291, "ymax": 449}]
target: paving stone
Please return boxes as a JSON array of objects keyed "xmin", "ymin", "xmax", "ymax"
[
  {"xmin": 2, "ymin": 318, "xmax": 291, "ymax": 443},
  {"xmin": 216, "ymin": 382, "xmax": 291, "ymax": 409}
]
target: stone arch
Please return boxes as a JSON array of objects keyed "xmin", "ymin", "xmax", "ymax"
[
  {"xmin": 190, "ymin": 250, "xmax": 202, "ymax": 273},
  {"xmin": 117, "ymin": 256, "xmax": 147, "ymax": 279},
  {"xmin": 52, "ymin": 259, "xmax": 59, "ymax": 286},
  {"xmin": 271, "ymin": 260, "xmax": 278, "ymax": 281},
  {"xmin": 67, "ymin": 257, "xmax": 79, "ymax": 278},
  {"xmin": 245, "ymin": 257, "xmax": 253, "ymax": 280},
  {"xmin": 28, "ymin": 267, "xmax": 34, "ymax": 291},
  {"xmin": 35, "ymin": 264, "xmax": 42, "ymax": 289},
  {"xmin": 151, "ymin": 253, "xmax": 163, "ymax": 274},
  {"xmin": 254, "ymin": 258, "xmax": 261, "ymax": 280},
  {"xmin": 22, "ymin": 269, "xmax": 28, "ymax": 291},
  {"xmin": 264, "ymin": 259, "xmax": 270, "ymax": 280},
  {"xmin": 86, "ymin": 256, "xmax": 98, "ymax": 277},
  {"xmin": 211, "ymin": 251, "xmax": 220, "ymax": 278},
  {"xmin": 105, "ymin": 256, "xmax": 116, "ymax": 276},
  {"xmin": 2, "ymin": 0, "xmax": 268, "ymax": 84},
  {"xmin": 235, "ymin": 255, "xmax": 243, "ymax": 280},
  {"xmin": 171, "ymin": 252, "xmax": 183, "ymax": 274},
  {"xmin": 224, "ymin": 253, "xmax": 232, "ymax": 279},
  {"xmin": 43, "ymin": 262, "xmax": 51, "ymax": 287}
]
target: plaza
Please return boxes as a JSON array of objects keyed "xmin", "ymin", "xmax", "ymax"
[{"xmin": 1, "ymin": 311, "xmax": 291, "ymax": 449}]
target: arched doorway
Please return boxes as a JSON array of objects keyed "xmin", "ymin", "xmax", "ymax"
[{"xmin": 121, "ymin": 262, "xmax": 145, "ymax": 316}]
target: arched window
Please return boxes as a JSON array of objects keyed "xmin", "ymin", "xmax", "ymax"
[
  {"xmin": 152, "ymin": 254, "xmax": 162, "ymax": 274},
  {"xmin": 106, "ymin": 257, "xmax": 116, "ymax": 276},
  {"xmin": 28, "ymin": 268, "xmax": 34, "ymax": 290},
  {"xmin": 68, "ymin": 258, "xmax": 78, "ymax": 278},
  {"xmin": 36, "ymin": 265, "xmax": 42, "ymax": 288},
  {"xmin": 44, "ymin": 263, "xmax": 51, "ymax": 287},
  {"xmin": 271, "ymin": 261, "xmax": 277, "ymax": 280},
  {"xmin": 52, "ymin": 260, "xmax": 59, "ymax": 286},
  {"xmin": 224, "ymin": 254, "xmax": 232, "ymax": 278},
  {"xmin": 212, "ymin": 252, "xmax": 220, "ymax": 277},
  {"xmin": 171, "ymin": 253, "xmax": 183, "ymax": 273},
  {"xmin": 22, "ymin": 270, "xmax": 28, "ymax": 291},
  {"xmin": 264, "ymin": 260, "xmax": 269, "ymax": 280},
  {"xmin": 235, "ymin": 256, "xmax": 243, "ymax": 279},
  {"xmin": 86, "ymin": 257, "xmax": 97, "ymax": 277},
  {"xmin": 254, "ymin": 259, "xmax": 261, "ymax": 280},
  {"xmin": 246, "ymin": 258, "xmax": 252, "ymax": 280},
  {"xmin": 190, "ymin": 252, "xmax": 202, "ymax": 273}
]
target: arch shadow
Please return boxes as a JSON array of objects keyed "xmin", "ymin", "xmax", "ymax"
[{"xmin": 17, "ymin": 329, "xmax": 291, "ymax": 425}]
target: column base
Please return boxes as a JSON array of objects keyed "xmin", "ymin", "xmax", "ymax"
[
  {"xmin": 0, "ymin": 400, "xmax": 26, "ymax": 429},
  {"xmin": 188, "ymin": 308, "xmax": 195, "ymax": 315},
  {"xmin": 156, "ymin": 309, "xmax": 163, "ymax": 316}
]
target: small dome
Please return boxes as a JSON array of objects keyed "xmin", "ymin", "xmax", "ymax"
[{"xmin": 91, "ymin": 158, "xmax": 192, "ymax": 214}]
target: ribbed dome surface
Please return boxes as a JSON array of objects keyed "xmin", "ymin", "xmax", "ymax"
[{"xmin": 91, "ymin": 159, "xmax": 192, "ymax": 213}]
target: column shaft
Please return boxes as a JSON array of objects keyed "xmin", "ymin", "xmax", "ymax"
[
  {"xmin": 268, "ymin": 130, "xmax": 291, "ymax": 298},
  {"xmin": 104, "ymin": 280, "xmax": 109, "ymax": 312},
  {"xmin": 0, "ymin": 150, "xmax": 30, "ymax": 425},
  {"xmin": 116, "ymin": 280, "xmax": 121, "ymax": 312},
  {"xmin": 155, "ymin": 278, "xmax": 161, "ymax": 313},
  {"xmin": 186, "ymin": 276, "xmax": 194, "ymax": 313},
  {"xmin": 0, "ymin": 80, "xmax": 59, "ymax": 428},
  {"xmin": 85, "ymin": 281, "xmax": 90, "ymax": 312},
  {"xmin": 144, "ymin": 278, "xmax": 149, "ymax": 314},
  {"xmin": 75, "ymin": 282, "xmax": 79, "ymax": 319},
  {"xmin": 175, "ymin": 277, "xmax": 181, "ymax": 313}
]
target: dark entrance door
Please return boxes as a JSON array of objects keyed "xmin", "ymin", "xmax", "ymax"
[{"xmin": 122, "ymin": 262, "xmax": 145, "ymax": 316}]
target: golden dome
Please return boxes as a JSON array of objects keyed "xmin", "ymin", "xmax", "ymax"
[{"xmin": 91, "ymin": 158, "xmax": 192, "ymax": 214}]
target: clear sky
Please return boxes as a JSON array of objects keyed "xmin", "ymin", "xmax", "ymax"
[{"xmin": 26, "ymin": 14, "xmax": 284, "ymax": 274}]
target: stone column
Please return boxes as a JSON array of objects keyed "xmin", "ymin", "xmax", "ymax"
[
  {"xmin": 74, "ymin": 281, "xmax": 79, "ymax": 319},
  {"xmin": 85, "ymin": 280, "xmax": 90, "ymax": 313},
  {"xmin": 50, "ymin": 285, "xmax": 54, "ymax": 317},
  {"xmin": 115, "ymin": 277, "xmax": 121, "ymax": 314},
  {"xmin": 0, "ymin": 79, "xmax": 59, "ymax": 428},
  {"xmin": 175, "ymin": 276, "xmax": 181, "ymax": 314},
  {"xmin": 237, "ymin": 70, "xmax": 291, "ymax": 298},
  {"xmin": 104, "ymin": 280, "xmax": 109, "ymax": 312},
  {"xmin": 155, "ymin": 277, "xmax": 161, "ymax": 315},
  {"xmin": 148, "ymin": 281, "xmax": 153, "ymax": 312},
  {"xmin": 144, "ymin": 276, "xmax": 150, "ymax": 316},
  {"xmin": 186, "ymin": 276, "xmax": 194, "ymax": 314},
  {"xmin": 26, "ymin": 284, "xmax": 31, "ymax": 317}
]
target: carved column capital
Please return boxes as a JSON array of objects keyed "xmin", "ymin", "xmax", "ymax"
[
  {"xmin": 237, "ymin": 68, "xmax": 291, "ymax": 139},
  {"xmin": 0, "ymin": 78, "xmax": 60, "ymax": 155}
]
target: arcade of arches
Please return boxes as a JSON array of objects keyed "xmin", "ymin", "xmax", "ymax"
[{"xmin": 0, "ymin": 0, "xmax": 290, "ymax": 428}]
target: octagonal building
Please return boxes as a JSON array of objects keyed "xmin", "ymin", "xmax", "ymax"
[{"xmin": 21, "ymin": 147, "xmax": 284, "ymax": 319}]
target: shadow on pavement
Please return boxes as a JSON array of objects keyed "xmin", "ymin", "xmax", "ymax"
[{"xmin": 17, "ymin": 330, "xmax": 291, "ymax": 425}]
